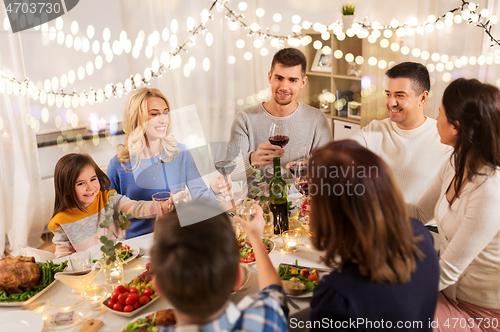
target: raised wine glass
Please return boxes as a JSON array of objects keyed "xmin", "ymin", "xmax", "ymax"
[
  {"xmin": 267, "ymin": 120, "xmax": 290, "ymax": 175},
  {"xmin": 213, "ymin": 142, "xmax": 239, "ymax": 201},
  {"xmin": 268, "ymin": 120, "xmax": 290, "ymax": 149}
]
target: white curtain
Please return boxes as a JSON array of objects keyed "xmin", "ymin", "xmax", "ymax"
[{"xmin": 0, "ymin": 8, "xmax": 44, "ymax": 257}]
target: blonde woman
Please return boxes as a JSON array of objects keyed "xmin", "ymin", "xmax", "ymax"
[{"xmin": 107, "ymin": 88, "xmax": 222, "ymax": 238}]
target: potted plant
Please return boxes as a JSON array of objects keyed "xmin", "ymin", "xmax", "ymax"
[{"xmin": 341, "ymin": 3, "xmax": 356, "ymax": 29}]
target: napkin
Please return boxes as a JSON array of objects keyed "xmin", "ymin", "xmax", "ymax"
[{"xmin": 18, "ymin": 245, "xmax": 57, "ymax": 262}]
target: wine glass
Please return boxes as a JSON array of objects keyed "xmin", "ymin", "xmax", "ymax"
[
  {"xmin": 295, "ymin": 160, "xmax": 310, "ymax": 225},
  {"xmin": 268, "ymin": 120, "xmax": 290, "ymax": 149},
  {"xmin": 267, "ymin": 120, "xmax": 290, "ymax": 175},
  {"xmin": 287, "ymin": 145, "xmax": 309, "ymax": 178},
  {"xmin": 234, "ymin": 199, "xmax": 257, "ymax": 239},
  {"xmin": 213, "ymin": 142, "xmax": 239, "ymax": 201},
  {"xmin": 152, "ymin": 191, "xmax": 172, "ymax": 217},
  {"xmin": 171, "ymin": 188, "xmax": 192, "ymax": 207},
  {"xmin": 235, "ymin": 205, "xmax": 257, "ymax": 222}
]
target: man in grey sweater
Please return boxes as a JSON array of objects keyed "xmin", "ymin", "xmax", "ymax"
[{"xmin": 229, "ymin": 48, "xmax": 332, "ymax": 180}]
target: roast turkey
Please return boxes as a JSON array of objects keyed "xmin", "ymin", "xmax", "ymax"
[{"xmin": 0, "ymin": 256, "xmax": 40, "ymax": 294}]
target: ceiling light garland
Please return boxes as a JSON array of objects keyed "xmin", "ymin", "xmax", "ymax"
[
  {"xmin": 0, "ymin": 2, "xmax": 220, "ymax": 105},
  {"xmin": 2, "ymin": 0, "xmax": 500, "ymax": 105},
  {"xmin": 218, "ymin": 1, "xmax": 300, "ymax": 43},
  {"xmin": 332, "ymin": 1, "xmax": 496, "ymax": 40}
]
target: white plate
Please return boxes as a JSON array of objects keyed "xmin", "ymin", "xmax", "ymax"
[
  {"xmin": 102, "ymin": 269, "xmax": 160, "ymax": 317},
  {"xmin": 241, "ymin": 240, "xmax": 275, "ymax": 266},
  {"xmin": 87, "ymin": 241, "xmax": 140, "ymax": 266},
  {"xmin": 0, "ymin": 310, "xmax": 44, "ymax": 331},
  {"xmin": 122, "ymin": 309, "xmax": 175, "ymax": 331},
  {"xmin": 0, "ymin": 261, "xmax": 67, "ymax": 307}
]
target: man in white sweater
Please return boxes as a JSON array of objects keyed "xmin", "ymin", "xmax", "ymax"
[
  {"xmin": 351, "ymin": 62, "xmax": 451, "ymax": 208},
  {"xmin": 230, "ymin": 48, "xmax": 332, "ymax": 179}
]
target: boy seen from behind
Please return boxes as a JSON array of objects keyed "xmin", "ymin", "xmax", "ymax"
[{"xmin": 151, "ymin": 201, "xmax": 288, "ymax": 332}]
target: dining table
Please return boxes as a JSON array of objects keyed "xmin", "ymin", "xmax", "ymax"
[{"xmin": 0, "ymin": 221, "xmax": 328, "ymax": 332}]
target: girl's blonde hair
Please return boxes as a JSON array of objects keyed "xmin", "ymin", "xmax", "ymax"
[{"xmin": 117, "ymin": 87, "xmax": 178, "ymax": 170}]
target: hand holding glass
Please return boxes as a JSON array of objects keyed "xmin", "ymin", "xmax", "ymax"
[
  {"xmin": 268, "ymin": 121, "xmax": 290, "ymax": 175},
  {"xmin": 235, "ymin": 205, "xmax": 257, "ymax": 222},
  {"xmin": 234, "ymin": 204, "xmax": 265, "ymax": 240},
  {"xmin": 152, "ymin": 191, "xmax": 172, "ymax": 217},
  {"xmin": 214, "ymin": 142, "xmax": 239, "ymax": 201}
]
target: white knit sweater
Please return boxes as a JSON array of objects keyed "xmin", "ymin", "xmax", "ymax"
[
  {"xmin": 351, "ymin": 117, "xmax": 452, "ymax": 204},
  {"xmin": 408, "ymin": 162, "xmax": 500, "ymax": 309}
]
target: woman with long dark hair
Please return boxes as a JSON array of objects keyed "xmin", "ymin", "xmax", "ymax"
[
  {"xmin": 410, "ymin": 78, "xmax": 500, "ymax": 331},
  {"xmin": 308, "ymin": 140, "xmax": 439, "ymax": 331}
]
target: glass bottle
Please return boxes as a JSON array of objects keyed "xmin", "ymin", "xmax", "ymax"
[{"xmin": 269, "ymin": 157, "xmax": 288, "ymax": 234}]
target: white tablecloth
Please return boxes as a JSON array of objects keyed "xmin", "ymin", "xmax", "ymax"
[{"xmin": 0, "ymin": 231, "xmax": 327, "ymax": 331}]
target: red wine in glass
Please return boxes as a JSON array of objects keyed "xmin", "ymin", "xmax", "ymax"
[
  {"xmin": 269, "ymin": 134, "xmax": 290, "ymax": 148},
  {"xmin": 214, "ymin": 160, "xmax": 236, "ymax": 176},
  {"xmin": 296, "ymin": 181, "xmax": 309, "ymax": 196}
]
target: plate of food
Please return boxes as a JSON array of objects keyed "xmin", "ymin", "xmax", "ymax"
[
  {"xmin": 122, "ymin": 309, "xmax": 176, "ymax": 332},
  {"xmin": 103, "ymin": 263, "xmax": 161, "ymax": 317},
  {"xmin": 278, "ymin": 262, "xmax": 324, "ymax": 298},
  {"xmin": 88, "ymin": 242, "xmax": 139, "ymax": 265},
  {"xmin": 0, "ymin": 256, "xmax": 68, "ymax": 306},
  {"xmin": 238, "ymin": 238, "xmax": 274, "ymax": 264}
]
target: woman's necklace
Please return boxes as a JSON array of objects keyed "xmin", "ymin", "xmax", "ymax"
[{"xmin": 140, "ymin": 155, "xmax": 163, "ymax": 180}]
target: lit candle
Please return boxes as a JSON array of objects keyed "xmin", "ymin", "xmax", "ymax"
[
  {"xmin": 98, "ymin": 117, "xmax": 107, "ymax": 131},
  {"xmin": 82, "ymin": 288, "xmax": 105, "ymax": 309},
  {"xmin": 282, "ymin": 230, "xmax": 302, "ymax": 253},
  {"xmin": 286, "ymin": 241, "xmax": 298, "ymax": 252}
]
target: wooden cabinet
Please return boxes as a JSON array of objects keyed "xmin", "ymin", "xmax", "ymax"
[{"xmin": 300, "ymin": 29, "xmax": 400, "ymax": 138}]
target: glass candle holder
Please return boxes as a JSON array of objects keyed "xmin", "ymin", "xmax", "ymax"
[
  {"xmin": 81, "ymin": 286, "xmax": 107, "ymax": 310},
  {"xmin": 102, "ymin": 255, "xmax": 125, "ymax": 292},
  {"xmin": 281, "ymin": 230, "xmax": 302, "ymax": 252}
]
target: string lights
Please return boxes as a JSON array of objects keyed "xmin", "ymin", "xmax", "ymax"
[{"xmin": 1, "ymin": 0, "xmax": 500, "ymax": 106}]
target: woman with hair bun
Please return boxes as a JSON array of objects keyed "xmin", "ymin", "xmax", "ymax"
[
  {"xmin": 107, "ymin": 88, "xmax": 224, "ymax": 238},
  {"xmin": 410, "ymin": 78, "xmax": 500, "ymax": 331}
]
